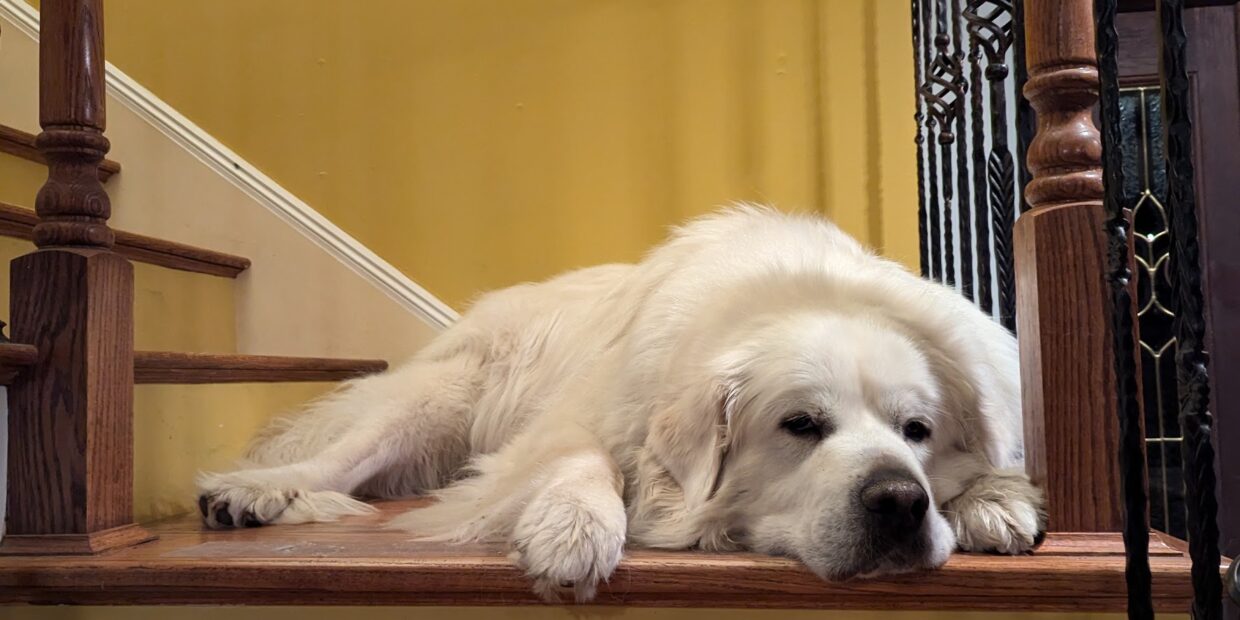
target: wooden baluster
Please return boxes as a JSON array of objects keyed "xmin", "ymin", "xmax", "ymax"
[
  {"xmin": 1015, "ymin": 0, "xmax": 1122, "ymax": 533},
  {"xmin": 1, "ymin": 0, "xmax": 153, "ymax": 554}
]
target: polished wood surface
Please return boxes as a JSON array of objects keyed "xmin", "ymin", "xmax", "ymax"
[
  {"xmin": 0, "ymin": 124, "xmax": 120, "ymax": 182},
  {"xmin": 1015, "ymin": 0, "xmax": 1123, "ymax": 533},
  {"xmin": 134, "ymin": 351, "xmax": 387, "ymax": 384},
  {"xmin": 0, "ymin": 202, "xmax": 250, "ymax": 277},
  {"xmin": 0, "ymin": 499, "xmax": 1212, "ymax": 611},
  {"xmin": 5, "ymin": 250, "xmax": 150, "ymax": 553},
  {"xmin": 2, "ymin": 0, "xmax": 151, "ymax": 555}
]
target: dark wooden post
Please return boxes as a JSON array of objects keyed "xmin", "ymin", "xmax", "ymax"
[
  {"xmin": 1015, "ymin": 0, "xmax": 1123, "ymax": 533},
  {"xmin": 1, "ymin": 0, "xmax": 152, "ymax": 554}
]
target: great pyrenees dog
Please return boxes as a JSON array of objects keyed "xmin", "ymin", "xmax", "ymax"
[{"xmin": 197, "ymin": 206, "xmax": 1044, "ymax": 601}]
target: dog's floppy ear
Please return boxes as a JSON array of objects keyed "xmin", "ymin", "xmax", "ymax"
[{"xmin": 644, "ymin": 376, "xmax": 739, "ymax": 513}]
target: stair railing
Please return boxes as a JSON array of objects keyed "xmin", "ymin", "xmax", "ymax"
[{"xmin": 915, "ymin": 0, "xmax": 1230, "ymax": 616}]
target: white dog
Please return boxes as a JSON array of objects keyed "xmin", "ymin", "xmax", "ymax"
[{"xmin": 197, "ymin": 206, "xmax": 1045, "ymax": 602}]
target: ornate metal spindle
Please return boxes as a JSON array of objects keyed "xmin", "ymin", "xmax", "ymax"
[
  {"xmin": 965, "ymin": 0, "xmax": 1017, "ymax": 331},
  {"xmin": 1012, "ymin": 0, "xmax": 1034, "ymax": 212},
  {"xmin": 920, "ymin": 0, "xmax": 965, "ymax": 288},
  {"xmin": 923, "ymin": 0, "xmax": 943, "ymax": 281},
  {"xmin": 1157, "ymin": 0, "xmax": 1223, "ymax": 617},
  {"xmin": 951, "ymin": 0, "xmax": 975, "ymax": 301},
  {"xmin": 964, "ymin": 3, "xmax": 992, "ymax": 314},
  {"xmin": 1095, "ymin": 0, "xmax": 1155, "ymax": 617},
  {"xmin": 913, "ymin": 0, "xmax": 931, "ymax": 279}
]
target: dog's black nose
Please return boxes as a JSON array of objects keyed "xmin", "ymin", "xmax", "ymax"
[{"xmin": 860, "ymin": 472, "xmax": 929, "ymax": 535}]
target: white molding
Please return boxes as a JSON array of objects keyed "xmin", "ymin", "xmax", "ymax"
[{"xmin": 0, "ymin": 0, "xmax": 458, "ymax": 330}]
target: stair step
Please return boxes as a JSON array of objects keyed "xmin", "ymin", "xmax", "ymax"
[
  {"xmin": 0, "ymin": 498, "xmax": 1208, "ymax": 611},
  {"xmin": 0, "ymin": 202, "xmax": 251, "ymax": 277},
  {"xmin": 0, "ymin": 341, "xmax": 38, "ymax": 385},
  {"xmin": 134, "ymin": 351, "xmax": 387, "ymax": 384},
  {"xmin": 0, "ymin": 124, "xmax": 121, "ymax": 182}
]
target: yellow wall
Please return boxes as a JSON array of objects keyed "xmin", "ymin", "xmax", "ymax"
[
  {"xmin": 0, "ymin": 153, "xmax": 44, "ymax": 206},
  {"xmin": 70, "ymin": 0, "xmax": 918, "ymax": 308}
]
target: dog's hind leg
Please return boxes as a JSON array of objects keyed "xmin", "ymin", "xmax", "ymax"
[
  {"xmin": 196, "ymin": 354, "xmax": 480, "ymax": 529},
  {"xmin": 391, "ymin": 421, "xmax": 627, "ymax": 603}
]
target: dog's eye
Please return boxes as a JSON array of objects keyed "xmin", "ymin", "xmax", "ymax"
[
  {"xmin": 780, "ymin": 413, "xmax": 823, "ymax": 439},
  {"xmin": 903, "ymin": 419, "xmax": 932, "ymax": 443}
]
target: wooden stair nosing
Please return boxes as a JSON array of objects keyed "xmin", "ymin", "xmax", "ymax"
[
  {"xmin": 0, "ymin": 499, "xmax": 1218, "ymax": 611},
  {"xmin": 134, "ymin": 351, "xmax": 388, "ymax": 384},
  {"xmin": 0, "ymin": 124, "xmax": 121, "ymax": 182},
  {"xmin": 0, "ymin": 202, "xmax": 251, "ymax": 278},
  {"xmin": 0, "ymin": 342, "xmax": 38, "ymax": 385}
]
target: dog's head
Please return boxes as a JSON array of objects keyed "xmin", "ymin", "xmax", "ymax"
[{"xmin": 635, "ymin": 309, "xmax": 991, "ymax": 579}]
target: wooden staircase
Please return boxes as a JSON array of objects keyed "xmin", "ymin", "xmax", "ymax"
[{"xmin": 0, "ymin": 0, "xmax": 1229, "ymax": 613}]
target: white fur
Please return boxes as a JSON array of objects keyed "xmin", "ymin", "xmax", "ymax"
[{"xmin": 197, "ymin": 206, "xmax": 1045, "ymax": 601}]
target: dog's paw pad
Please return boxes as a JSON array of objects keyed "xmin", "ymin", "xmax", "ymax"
[{"xmin": 214, "ymin": 505, "xmax": 234, "ymax": 527}]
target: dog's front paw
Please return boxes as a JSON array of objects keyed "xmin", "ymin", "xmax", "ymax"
[
  {"xmin": 943, "ymin": 470, "xmax": 1046, "ymax": 555},
  {"xmin": 196, "ymin": 472, "xmax": 372, "ymax": 529},
  {"xmin": 197, "ymin": 475, "xmax": 296, "ymax": 529},
  {"xmin": 510, "ymin": 484, "xmax": 627, "ymax": 603}
]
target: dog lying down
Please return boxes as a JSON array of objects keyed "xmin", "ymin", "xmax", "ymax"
[{"xmin": 197, "ymin": 206, "xmax": 1045, "ymax": 602}]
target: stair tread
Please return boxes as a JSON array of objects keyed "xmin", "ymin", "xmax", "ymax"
[
  {"xmin": 0, "ymin": 498, "xmax": 1216, "ymax": 611},
  {"xmin": 0, "ymin": 341, "xmax": 38, "ymax": 385},
  {"xmin": 0, "ymin": 201, "xmax": 251, "ymax": 277},
  {"xmin": 134, "ymin": 350, "xmax": 387, "ymax": 384},
  {"xmin": 0, "ymin": 124, "xmax": 121, "ymax": 182}
]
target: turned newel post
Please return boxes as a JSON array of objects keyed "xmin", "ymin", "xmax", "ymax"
[
  {"xmin": 1015, "ymin": 0, "xmax": 1122, "ymax": 532},
  {"xmin": 2, "ymin": 0, "xmax": 152, "ymax": 554}
]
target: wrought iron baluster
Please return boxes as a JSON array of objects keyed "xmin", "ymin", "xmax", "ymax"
[
  {"xmin": 920, "ymin": 0, "xmax": 965, "ymax": 288},
  {"xmin": 913, "ymin": 0, "xmax": 931, "ymax": 279},
  {"xmin": 1094, "ymin": 0, "xmax": 1155, "ymax": 617},
  {"xmin": 965, "ymin": 0, "xmax": 1017, "ymax": 331},
  {"xmin": 1013, "ymin": 0, "xmax": 1034, "ymax": 213},
  {"xmin": 1156, "ymin": 0, "xmax": 1223, "ymax": 617},
  {"xmin": 922, "ymin": 0, "xmax": 943, "ymax": 281},
  {"xmin": 965, "ymin": 3, "xmax": 992, "ymax": 314},
  {"xmin": 951, "ymin": 0, "xmax": 974, "ymax": 301}
]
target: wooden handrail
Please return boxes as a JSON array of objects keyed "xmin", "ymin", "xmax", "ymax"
[
  {"xmin": 1, "ymin": 0, "xmax": 153, "ymax": 555},
  {"xmin": 1015, "ymin": 0, "xmax": 1123, "ymax": 533}
]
